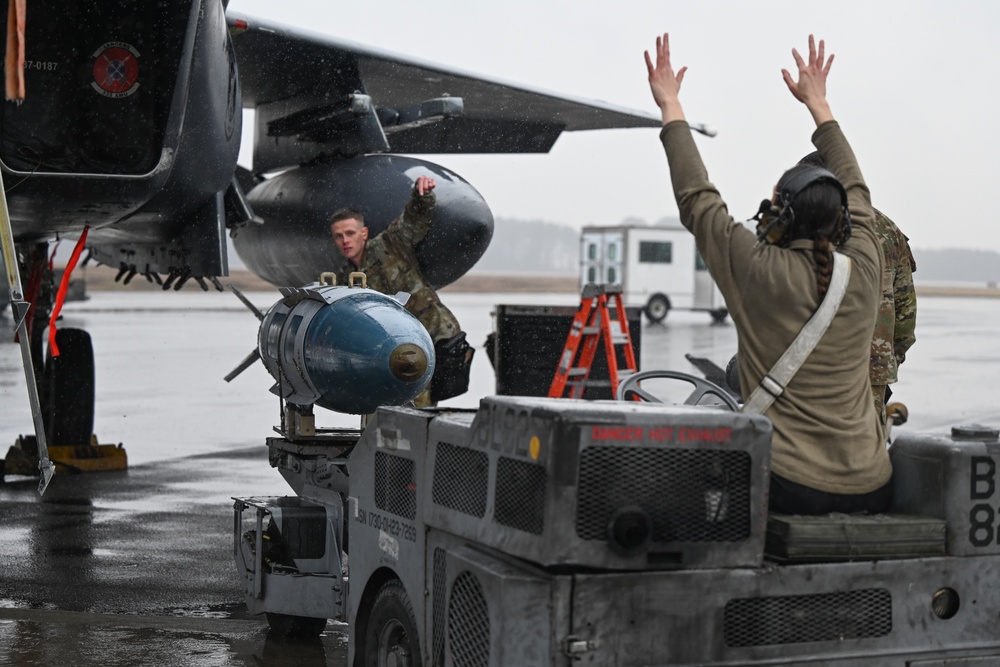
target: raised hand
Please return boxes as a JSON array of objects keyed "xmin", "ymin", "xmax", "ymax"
[
  {"xmin": 644, "ymin": 33, "xmax": 687, "ymax": 124},
  {"xmin": 781, "ymin": 35, "xmax": 834, "ymax": 125},
  {"xmin": 414, "ymin": 176, "xmax": 436, "ymax": 196}
]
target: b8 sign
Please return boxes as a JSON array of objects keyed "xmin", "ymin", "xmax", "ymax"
[{"xmin": 968, "ymin": 456, "xmax": 1000, "ymax": 547}]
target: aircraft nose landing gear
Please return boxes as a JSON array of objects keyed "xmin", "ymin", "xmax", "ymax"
[
  {"xmin": 2, "ymin": 326, "xmax": 125, "ymax": 479},
  {"xmin": 1, "ymin": 243, "xmax": 126, "ymax": 485}
]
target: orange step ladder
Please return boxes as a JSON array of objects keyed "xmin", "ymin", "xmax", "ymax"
[{"xmin": 548, "ymin": 284, "xmax": 638, "ymax": 399}]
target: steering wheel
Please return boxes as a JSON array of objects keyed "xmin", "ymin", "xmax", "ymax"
[{"xmin": 616, "ymin": 370, "xmax": 740, "ymax": 412}]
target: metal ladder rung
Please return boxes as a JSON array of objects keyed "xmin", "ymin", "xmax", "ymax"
[{"xmin": 566, "ymin": 378, "xmax": 611, "ymax": 388}]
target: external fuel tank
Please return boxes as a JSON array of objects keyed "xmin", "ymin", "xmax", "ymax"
[{"xmin": 232, "ymin": 154, "xmax": 494, "ymax": 289}]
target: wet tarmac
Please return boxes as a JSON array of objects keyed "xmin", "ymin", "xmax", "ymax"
[
  {"xmin": 0, "ymin": 447, "xmax": 348, "ymax": 666},
  {"xmin": 1, "ymin": 289, "xmax": 999, "ymax": 665}
]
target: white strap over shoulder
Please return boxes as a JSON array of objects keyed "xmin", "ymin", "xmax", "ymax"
[{"xmin": 742, "ymin": 252, "xmax": 852, "ymax": 415}]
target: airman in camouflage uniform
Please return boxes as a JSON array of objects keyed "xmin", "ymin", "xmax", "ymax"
[
  {"xmin": 870, "ymin": 208, "xmax": 917, "ymax": 422},
  {"xmin": 799, "ymin": 153, "xmax": 917, "ymax": 424},
  {"xmin": 331, "ymin": 176, "xmax": 460, "ymax": 406}
]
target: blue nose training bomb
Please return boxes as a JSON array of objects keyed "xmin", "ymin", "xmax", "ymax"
[{"xmin": 227, "ymin": 281, "xmax": 434, "ymax": 414}]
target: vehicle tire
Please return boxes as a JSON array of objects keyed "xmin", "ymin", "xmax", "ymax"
[
  {"xmin": 644, "ymin": 294, "xmax": 670, "ymax": 323},
  {"xmin": 710, "ymin": 308, "xmax": 729, "ymax": 324},
  {"xmin": 43, "ymin": 328, "xmax": 95, "ymax": 447},
  {"xmin": 364, "ymin": 579, "xmax": 421, "ymax": 667},
  {"xmin": 265, "ymin": 612, "xmax": 328, "ymax": 637}
]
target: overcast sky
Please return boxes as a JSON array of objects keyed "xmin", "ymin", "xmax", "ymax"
[{"xmin": 232, "ymin": 0, "xmax": 1000, "ymax": 252}]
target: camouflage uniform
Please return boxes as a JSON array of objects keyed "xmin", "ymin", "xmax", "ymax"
[
  {"xmin": 870, "ymin": 209, "xmax": 917, "ymax": 420},
  {"xmin": 336, "ymin": 189, "xmax": 460, "ymax": 406}
]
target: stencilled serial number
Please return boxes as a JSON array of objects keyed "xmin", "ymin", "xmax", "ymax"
[
  {"xmin": 356, "ymin": 506, "xmax": 417, "ymax": 542},
  {"xmin": 24, "ymin": 61, "xmax": 59, "ymax": 71}
]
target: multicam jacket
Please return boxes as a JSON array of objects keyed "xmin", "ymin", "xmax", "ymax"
[
  {"xmin": 336, "ymin": 189, "xmax": 460, "ymax": 343},
  {"xmin": 870, "ymin": 210, "xmax": 917, "ymax": 386}
]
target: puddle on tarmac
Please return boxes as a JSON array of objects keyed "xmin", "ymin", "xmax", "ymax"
[{"xmin": 0, "ymin": 615, "xmax": 349, "ymax": 666}]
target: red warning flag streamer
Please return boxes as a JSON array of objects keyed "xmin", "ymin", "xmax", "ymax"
[
  {"xmin": 48, "ymin": 225, "xmax": 89, "ymax": 357},
  {"xmin": 4, "ymin": 0, "xmax": 25, "ymax": 101}
]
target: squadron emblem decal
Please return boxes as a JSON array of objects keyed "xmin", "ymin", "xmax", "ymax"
[{"xmin": 91, "ymin": 42, "xmax": 140, "ymax": 98}]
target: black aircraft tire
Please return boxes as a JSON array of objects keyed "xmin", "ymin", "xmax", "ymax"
[
  {"xmin": 265, "ymin": 612, "xmax": 328, "ymax": 637},
  {"xmin": 644, "ymin": 294, "xmax": 670, "ymax": 323},
  {"xmin": 44, "ymin": 328, "xmax": 95, "ymax": 447},
  {"xmin": 364, "ymin": 580, "xmax": 422, "ymax": 667}
]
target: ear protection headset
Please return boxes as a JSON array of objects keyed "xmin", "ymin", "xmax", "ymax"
[{"xmin": 752, "ymin": 166, "xmax": 852, "ymax": 247}]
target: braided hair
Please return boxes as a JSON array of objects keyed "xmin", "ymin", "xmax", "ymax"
[
  {"xmin": 811, "ymin": 236, "xmax": 834, "ymax": 298},
  {"xmin": 776, "ymin": 164, "xmax": 844, "ymax": 299}
]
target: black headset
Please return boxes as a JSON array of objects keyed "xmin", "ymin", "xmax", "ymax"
[{"xmin": 752, "ymin": 166, "xmax": 852, "ymax": 247}]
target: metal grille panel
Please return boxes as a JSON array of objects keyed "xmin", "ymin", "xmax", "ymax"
[
  {"xmin": 448, "ymin": 571, "xmax": 490, "ymax": 667},
  {"xmin": 432, "ymin": 442, "xmax": 488, "ymax": 517},
  {"xmin": 373, "ymin": 451, "xmax": 416, "ymax": 520},
  {"xmin": 724, "ymin": 588, "xmax": 892, "ymax": 647},
  {"xmin": 432, "ymin": 548, "xmax": 446, "ymax": 667},
  {"xmin": 494, "ymin": 457, "xmax": 547, "ymax": 534},
  {"xmin": 577, "ymin": 446, "xmax": 751, "ymax": 542}
]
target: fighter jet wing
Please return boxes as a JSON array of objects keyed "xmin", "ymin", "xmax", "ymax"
[{"xmin": 227, "ymin": 12, "xmax": 661, "ymax": 173}]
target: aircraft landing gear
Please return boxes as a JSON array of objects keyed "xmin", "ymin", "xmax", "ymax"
[
  {"xmin": 44, "ymin": 328, "xmax": 95, "ymax": 447},
  {"xmin": 2, "ymin": 326, "xmax": 122, "ymax": 478},
  {"xmin": 1, "ymin": 244, "xmax": 125, "ymax": 481}
]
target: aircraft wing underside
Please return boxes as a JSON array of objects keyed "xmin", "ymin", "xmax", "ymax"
[{"xmin": 227, "ymin": 12, "xmax": 661, "ymax": 173}]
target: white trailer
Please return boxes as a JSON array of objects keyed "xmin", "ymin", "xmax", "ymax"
[{"xmin": 580, "ymin": 225, "xmax": 727, "ymax": 323}]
